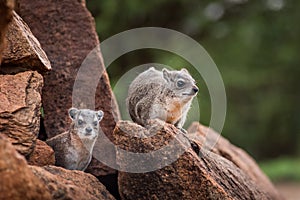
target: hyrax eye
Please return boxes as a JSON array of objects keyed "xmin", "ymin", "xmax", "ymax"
[
  {"xmin": 176, "ymin": 80, "xmax": 185, "ymax": 88},
  {"xmin": 78, "ymin": 119, "xmax": 84, "ymax": 125},
  {"xmin": 93, "ymin": 121, "xmax": 98, "ymax": 126}
]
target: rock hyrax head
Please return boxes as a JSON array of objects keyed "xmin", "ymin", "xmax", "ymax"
[
  {"xmin": 68, "ymin": 108, "xmax": 104, "ymax": 139},
  {"xmin": 162, "ymin": 68, "xmax": 199, "ymax": 101}
]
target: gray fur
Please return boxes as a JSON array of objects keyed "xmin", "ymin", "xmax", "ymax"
[
  {"xmin": 46, "ymin": 108, "xmax": 104, "ymax": 171},
  {"xmin": 127, "ymin": 67, "xmax": 198, "ymax": 128}
]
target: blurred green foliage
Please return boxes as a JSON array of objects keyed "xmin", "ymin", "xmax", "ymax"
[
  {"xmin": 260, "ymin": 157, "xmax": 300, "ymax": 182},
  {"xmin": 87, "ymin": 0, "xmax": 300, "ymax": 161}
]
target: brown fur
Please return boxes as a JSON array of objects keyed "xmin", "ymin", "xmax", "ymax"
[
  {"xmin": 46, "ymin": 108, "xmax": 103, "ymax": 171},
  {"xmin": 46, "ymin": 127, "xmax": 91, "ymax": 171},
  {"xmin": 127, "ymin": 67, "xmax": 198, "ymax": 129}
]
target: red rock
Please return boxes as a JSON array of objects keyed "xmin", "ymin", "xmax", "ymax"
[
  {"xmin": 30, "ymin": 165, "xmax": 116, "ymax": 200},
  {"xmin": 0, "ymin": 0, "xmax": 14, "ymax": 63},
  {"xmin": 0, "ymin": 135, "xmax": 52, "ymax": 200},
  {"xmin": 27, "ymin": 139, "xmax": 55, "ymax": 167},
  {"xmin": 0, "ymin": 71, "xmax": 43, "ymax": 156},
  {"xmin": 17, "ymin": 0, "xmax": 119, "ymax": 176},
  {"xmin": 1, "ymin": 11, "xmax": 51, "ymax": 74},
  {"xmin": 114, "ymin": 120, "xmax": 277, "ymax": 200},
  {"xmin": 187, "ymin": 122, "xmax": 283, "ymax": 200}
]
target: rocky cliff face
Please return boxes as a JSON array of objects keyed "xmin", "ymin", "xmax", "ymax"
[{"xmin": 0, "ymin": 1, "xmax": 282, "ymax": 200}]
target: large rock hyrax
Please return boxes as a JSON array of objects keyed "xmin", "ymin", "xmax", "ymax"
[{"xmin": 127, "ymin": 67, "xmax": 198, "ymax": 129}]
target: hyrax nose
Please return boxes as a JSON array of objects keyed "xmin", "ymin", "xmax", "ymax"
[
  {"xmin": 192, "ymin": 86, "xmax": 199, "ymax": 94},
  {"xmin": 86, "ymin": 127, "xmax": 92, "ymax": 133}
]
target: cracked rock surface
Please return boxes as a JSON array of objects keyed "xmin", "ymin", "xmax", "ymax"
[
  {"xmin": 1, "ymin": 11, "xmax": 51, "ymax": 74},
  {"xmin": 0, "ymin": 71, "xmax": 43, "ymax": 156}
]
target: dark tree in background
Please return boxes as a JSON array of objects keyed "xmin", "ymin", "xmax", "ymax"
[{"xmin": 87, "ymin": 0, "xmax": 300, "ymax": 161}]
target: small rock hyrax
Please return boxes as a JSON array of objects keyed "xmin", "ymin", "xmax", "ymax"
[
  {"xmin": 127, "ymin": 67, "xmax": 198, "ymax": 129},
  {"xmin": 46, "ymin": 108, "xmax": 104, "ymax": 171}
]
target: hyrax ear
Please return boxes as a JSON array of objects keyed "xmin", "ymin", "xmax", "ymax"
[
  {"xmin": 181, "ymin": 68, "xmax": 189, "ymax": 74},
  {"xmin": 68, "ymin": 108, "xmax": 79, "ymax": 120},
  {"xmin": 96, "ymin": 110, "xmax": 104, "ymax": 122},
  {"xmin": 162, "ymin": 68, "xmax": 171, "ymax": 82}
]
